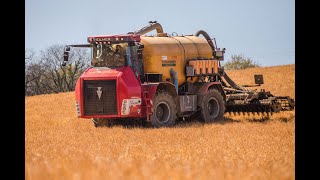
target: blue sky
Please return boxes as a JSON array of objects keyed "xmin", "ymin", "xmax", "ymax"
[{"xmin": 25, "ymin": 0, "xmax": 294, "ymax": 66}]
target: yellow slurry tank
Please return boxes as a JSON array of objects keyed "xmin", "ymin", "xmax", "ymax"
[{"xmin": 141, "ymin": 35, "xmax": 212, "ymax": 86}]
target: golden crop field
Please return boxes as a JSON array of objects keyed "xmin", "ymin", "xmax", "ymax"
[{"xmin": 25, "ymin": 64, "xmax": 295, "ymax": 180}]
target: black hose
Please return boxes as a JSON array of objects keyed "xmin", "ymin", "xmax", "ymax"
[
  {"xmin": 195, "ymin": 30, "xmax": 247, "ymax": 92},
  {"xmin": 195, "ymin": 30, "xmax": 215, "ymax": 52},
  {"xmin": 222, "ymin": 72, "xmax": 248, "ymax": 91}
]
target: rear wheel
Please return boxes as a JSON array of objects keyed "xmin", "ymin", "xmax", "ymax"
[
  {"xmin": 151, "ymin": 92, "xmax": 177, "ymax": 128},
  {"xmin": 199, "ymin": 89, "xmax": 225, "ymax": 122}
]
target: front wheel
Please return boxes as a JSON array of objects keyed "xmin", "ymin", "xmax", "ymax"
[
  {"xmin": 151, "ymin": 92, "xmax": 177, "ymax": 128},
  {"xmin": 92, "ymin": 118, "xmax": 114, "ymax": 127},
  {"xmin": 199, "ymin": 89, "xmax": 225, "ymax": 122}
]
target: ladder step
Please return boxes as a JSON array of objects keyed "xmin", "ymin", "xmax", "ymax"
[{"xmin": 144, "ymin": 91, "xmax": 152, "ymax": 121}]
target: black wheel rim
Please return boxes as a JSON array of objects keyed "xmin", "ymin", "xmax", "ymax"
[
  {"xmin": 208, "ymin": 97, "xmax": 219, "ymax": 118},
  {"xmin": 155, "ymin": 102, "xmax": 170, "ymax": 124}
]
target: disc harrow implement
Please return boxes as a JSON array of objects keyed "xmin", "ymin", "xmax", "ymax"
[{"xmin": 222, "ymin": 71, "xmax": 294, "ymax": 115}]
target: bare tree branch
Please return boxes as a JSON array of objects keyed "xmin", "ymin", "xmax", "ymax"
[{"xmin": 25, "ymin": 44, "xmax": 90, "ymax": 96}]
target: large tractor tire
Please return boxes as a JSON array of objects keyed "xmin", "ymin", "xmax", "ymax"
[
  {"xmin": 92, "ymin": 118, "xmax": 114, "ymax": 127},
  {"xmin": 199, "ymin": 89, "xmax": 225, "ymax": 122},
  {"xmin": 151, "ymin": 92, "xmax": 177, "ymax": 128}
]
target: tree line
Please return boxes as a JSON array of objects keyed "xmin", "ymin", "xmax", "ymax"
[{"xmin": 223, "ymin": 54, "xmax": 259, "ymax": 70}]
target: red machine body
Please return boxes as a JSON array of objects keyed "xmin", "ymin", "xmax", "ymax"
[
  {"xmin": 75, "ymin": 66, "xmax": 145, "ymax": 119},
  {"xmin": 72, "ymin": 32, "xmax": 165, "ymax": 124}
]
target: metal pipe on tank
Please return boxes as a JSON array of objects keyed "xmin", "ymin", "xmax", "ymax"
[
  {"xmin": 170, "ymin": 68, "xmax": 178, "ymax": 93},
  {"xmin": 133, "ymin": 22, "xmax": 164, "ymax": 35}
]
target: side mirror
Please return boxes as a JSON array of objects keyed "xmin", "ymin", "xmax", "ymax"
[
  {"xmin": 254, "ymin": 75, "xmax": 264, "ymax": 85},
  {"xmin": 63, "ymin": 46, "xmax": 71, "ymax": 66}
]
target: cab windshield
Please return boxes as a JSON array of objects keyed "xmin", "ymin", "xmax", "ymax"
[{"xmin": 92, "ymin": 44, "xmax": 126, "ymax": 67}]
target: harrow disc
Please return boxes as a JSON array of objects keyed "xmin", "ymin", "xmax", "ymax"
[{"xmin": 225, "ymin": 98, "xmax": 282, "ymax": 115}]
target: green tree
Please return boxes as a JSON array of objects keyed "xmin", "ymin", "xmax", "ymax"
[{"xmin": 223, "ymin": 54, "xmax": 260, "ymax": 70}]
